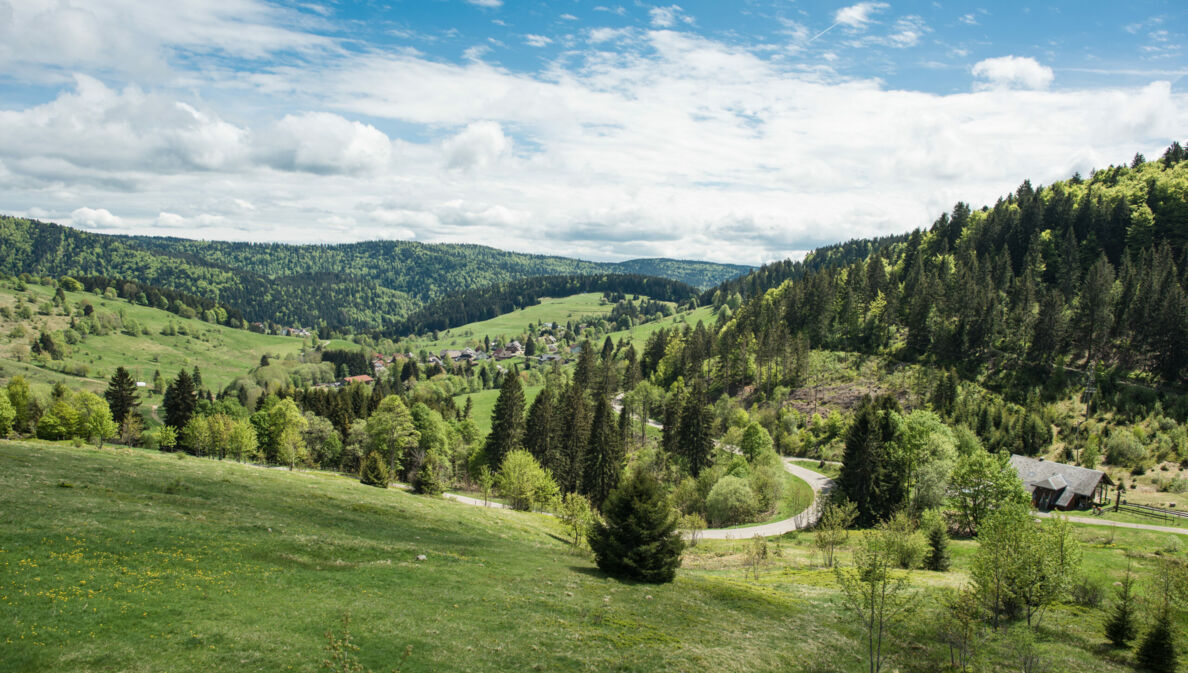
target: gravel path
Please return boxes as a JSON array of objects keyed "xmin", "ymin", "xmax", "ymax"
[{"xmin": 1034, "ymin": 511, "xmax": 1188, "ymax": 536}]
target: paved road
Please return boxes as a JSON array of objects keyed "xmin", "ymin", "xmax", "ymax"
[
  {"xmin": 1035, "ymin": 511, "xmax": 1188, "ymax": 536},
  {"xmin": 695, "ymin": 460, "xmax": 835, "ymax": 540}
]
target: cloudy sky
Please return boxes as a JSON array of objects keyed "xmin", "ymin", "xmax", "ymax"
[{"xmin": 1, "ymin": 1, "xmax": 1185, "ymax": 265}]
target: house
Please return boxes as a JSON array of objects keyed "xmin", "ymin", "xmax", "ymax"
[
  {"xmin": 342, "ymin": 374, "xmax": 374, "ymax": 385},
  {"xmin": 1009, "ymin": 454, "xmax": 1113, "ymax": 511},
  {"xmin": 505, "ymin": 340, "xmax": 523, "ymax": 355}
]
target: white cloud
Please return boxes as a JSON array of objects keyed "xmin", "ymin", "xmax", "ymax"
[
  {"xmin": 466, "ymin": 0, "xmax": 502, "ymax": 8},
  {"xmin": 261, "ymin": 112, "xmax": 393, "ymax": 175},
  {"xmin": 2, "ymin": 8, "xmax": 1186, "ymax": 264},
  {"xmin": 649, "ymin": 5, "xmax": 691, "ymax": 28},
  {"xmin": 71, "ymin": 207, "xmax": 122, "ymax": 230},
  {"xmin": 885, "ymin": 16, "xmax": 928, "ymax": 48},
  {"xmin": 834, "ymin": 2, "xmax": 888, "ymax": 30},
  {"xmin": 443, "ymin": 121, "xmax": 509, "ymax": 170},
  {"xmin": 972, "ymin": 55, "xmax": 1054, "ymax": 90},
  {"xmin": 958, "ymin": 13, "xmax": 978, "ymax": 26},
  {"xmin": 589, "ymin": 27, "xmax": 632, "ymax": 44},
  {"xmin": 524, "ymin": 34, "xmax": 552, "ymax": 48}
]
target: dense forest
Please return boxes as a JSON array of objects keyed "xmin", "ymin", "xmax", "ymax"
[
  {"xmin": 379, "ymin": 274, "xmax": 698, "ymax": 337},
  {"xmin": 696, "ymin": 144, "xmax": 1188, "ymax": 400},
  {"xmin": 0, "ymin": 217, "xmax": 749, "ymax": 334}
]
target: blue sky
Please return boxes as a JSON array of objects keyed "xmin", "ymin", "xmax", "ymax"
[{"xmin": 0, "ymin": 0, "xmax": 1185, "ymax": 264}]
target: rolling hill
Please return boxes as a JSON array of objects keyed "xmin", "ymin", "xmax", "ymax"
[{"xmin": 0, "ymin": 216, "xmax": 749, "ymax": 334}]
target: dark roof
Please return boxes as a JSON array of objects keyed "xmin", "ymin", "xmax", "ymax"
[{"xmin": 1009, "ymin": 454, "xmax": 1112, "ymax": 501}]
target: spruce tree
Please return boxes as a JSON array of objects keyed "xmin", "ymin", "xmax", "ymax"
[
  {"xmin": 582, "ymin": 393, "xmax": 623, "ymax": 509},
  {"xmin": 554, "ymin": 381, "xmax": 590, "ymax": 492},
  {"xmin": 1137, "ymin": 612, "xmax": 1177, "ymax": 673},
  {"xmin": 162, "ymin": 369, "xmax": 197, "ymax": 430},
  {"xmin": 359, "ymin": 450, "xmax": 390, "ymax": 487},
  {"xmin": 524, "ymin": 386, "xmax": 557, "ymax": 471},
  {"xmin": 484, "ymin": 367, "xmax": 525, "ymax": 469},
  {"xmin": 1104, "ymin": 566, "xmax": 1138, "ymax": 648},
  {"xmin": 924, "ymin": 522, "xmax": 950, "ymax": 572},
  {"xmin": 678, "ymin": 379, "xmax": 713, "ymax": 477},
  {"xmin": 588, "ymin": 470, "xmax": 684, "ymax": 583},
  {"xmin": 104, "ymin": 366, "xmax": 139, "ymax": 424}
]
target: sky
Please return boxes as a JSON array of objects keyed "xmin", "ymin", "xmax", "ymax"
[{"xmin": 0, "ymin": 1, "xmax": 1185, "ymax": 265}]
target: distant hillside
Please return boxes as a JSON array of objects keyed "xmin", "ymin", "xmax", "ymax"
[{"xmin": 0, "ymin": 218, "xmax": 749, "ymax": 333}]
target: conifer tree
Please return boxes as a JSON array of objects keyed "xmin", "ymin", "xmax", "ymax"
[
  {"xmin": 554, "ymin": 381, "xmax": 590, "ymax": 492},
  {"xmin": 924, "ymin": 521, "xmax": 950, "ymax": 572},
  {"xmin": 582, "ymin": 392, "xmax": 623, "ymax": 509},
  {"xmin": 677, "ymin": 379, "xmax": 713, "ymax": 477},
  {"xmin": 1104, "ymin": 565, "xmax": 1138, "ymax": 648},
  {"xmin": 359, "ymin": 450, "xmax": 390, "ymax": 487},
  {"xmin": 588, "ymin": 470, "xmax": 684, "ymax": 583},
  {"xmin": 162, "ymin": 369, "xmax": 197, "ymax": 430},
  {"xmin": 104, "ymin": 366, "xmax": 140, "ymax": 424},
  {"xmin": 484, "ymin": 366, "xmax": 525, "ymax": 469},
  {"xmin": 524, "ymin": 385, "xmax": 557, "ymax": 469}
]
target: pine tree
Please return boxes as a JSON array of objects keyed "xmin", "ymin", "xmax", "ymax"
[
  {"xmin": 678, "ymin": 379, "xmax": 713, "ymax": 477},
  {"xmin": 1104, "ymin": 565, "xmax": 1138, "ymax": 648},
  {"xmin": 484, "ymin": 367, "xmax": 525, "ymax": 469},
  {"xmin": 191, "ymin": 366, "xmax": 204, "ymax": 390},
  {"xmin": 588, "ymin": 470, "xmax": 684, "ymax": 583},
  {"xmin": 838, "ymin": 395, "xmax": 906, "ymax": 527},
  {"xmin": 162, "ymin": 369, "xmax": 197, "ymax": 430},
  {"xmin": 582, "ymin": 392, "xmax": 623, "ymax": 509},
  {"xmin": 104, "ymin": 366, "xmax": 140, "ymax": 424}
]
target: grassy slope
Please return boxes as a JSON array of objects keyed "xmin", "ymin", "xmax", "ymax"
[
  {"xmin": 0, "ymin": 283, "xmax": 305, "ymax": 395},
  {"xmin": 4, "ymin": 440, "xmax": 1180, "ymax": 673},
  {"xmin": 406, "ymin": 293, "xmax": 613, "ymax": 353},
  {"xmin": 459, "ymin": 385, "xmax": 545, "ymax": 436},
  {"xmin": 3, "ymin": 441, "xmax": 806, "ymax": 673}
]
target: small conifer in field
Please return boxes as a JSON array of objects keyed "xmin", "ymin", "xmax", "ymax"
[{"xmin": 359, "ymin": 451, "xmax": 390, "ymax": 488}]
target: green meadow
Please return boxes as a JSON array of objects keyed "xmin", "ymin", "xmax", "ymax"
[{"xmin": 3, "ymin": 440, "xmax": 1181, "ymax": 673}]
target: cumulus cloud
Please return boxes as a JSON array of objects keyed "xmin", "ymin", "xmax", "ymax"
[
  {"xmin": 524, "ymin": 34, "xmax": 552, "ymax": 47},
  {"xmin": 972, "ymin": 55, "xmax": 1054, "ymax": 90},
  {"xmin": 260, "ymin": 112, "xmax": 392, "ymax": 174},
  {"xmin": 835, "ymin": 2, "xmax": 888, "ymax": 30},
  {"xmin": 443, "ymin": 121, "xmax": 509, "ymax": 170},
  {"xmin": 71, "ymin": 207, "xmax": 122, "ymax": 230}
]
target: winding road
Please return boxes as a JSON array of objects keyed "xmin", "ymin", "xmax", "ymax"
[{"xmin": 695, "ymin": 459, "xmax": 836, "ymax": 540}]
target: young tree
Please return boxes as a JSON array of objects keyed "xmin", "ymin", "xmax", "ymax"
[
  {"xmin": 1104, "ymin": 563, "xmax": 1138, "ymax": 648},
  {"xmin": 496, "ymin": 450, "xmax": 559, "ymax": 512},
  {"xmin": 158, "ymin": 425, "xmax": 178, "ymax": 452},
  {"xmin": 949, "ymin": 450, "xmax": 1029, "ymax": 536},
  {"xmin": 359, "ymin": 450, "xmax": 390, "ymax": 487},
  {"xmin": 558, "ymin": 492, "xmax": 595, "ymax": 547},
  {"xmin": 740, "ymin": 422, "xmax": 774, "ymax": 462},
  {"xmin": 0, "ymin": 393, "xmax": 15, "ymax": 437},
  {"xmin": 939, "ymin": 587, "xmax": 984, "ymax": 673},
  {"xmin": 484, "ymin": 367, "xmax": 525, "ymax": 469},
  {"xmin": 7, "ymin": 375, "xmax": 32, "ymax": 433},
  {"xmin": 815, "ymin": 499, "xmax": 858, "ymax": 568},
  {"xmin": 923, "ymin": 517, "xmax": 951, "ymax": 572},
  {"xmin": 588, "ymin": 469, "xmax": 684, "ymax": 583},
  {"xmin": 74, "ymin": 392, "xmax": 117, "ymax": 449},
  {"xmin": 835, "ymin": 527, "xmax": 916, "ymax": 673},
  {"xmin": 971, "ymin": 504, "xmax": 1028, "ymax": 630},
  {"xmin": 1137, "ymin": 558, "xmax": 1186, "ymax": 673},
  {"xmin": 104, "ymin": 366, "xmax": 140, "ymax": 424},
  {"xmin": 269, "ymin": 399, "xmax": 309, "ymax": 469}
]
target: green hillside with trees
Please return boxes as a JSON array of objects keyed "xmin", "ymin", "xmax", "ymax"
[{"xmin": 0, "ymin": 216, "xmax": 748, "ymax": 335}]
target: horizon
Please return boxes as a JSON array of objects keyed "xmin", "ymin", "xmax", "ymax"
[{"xmin": 0, "ymin": 0, "xmax": 1185, "ymax": 265}]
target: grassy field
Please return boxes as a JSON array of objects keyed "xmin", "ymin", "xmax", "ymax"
[
  {"xmin": 407, "ymin": 293, "xmax": 614, "ymax": 353},
  {"xmin": 603, "ymin": 304, "xmax": 717, "ymax": 346},
  {"xmin": 4, "ymin": 440, "xmax": 1182, "ymax": 673},
  {"xmin": 458, "ymin": 385, "xmax": 545, "ymax": 436},
  {"xmin": 0, "ymin": 282, "xmax": 306, "ymax": 394}
]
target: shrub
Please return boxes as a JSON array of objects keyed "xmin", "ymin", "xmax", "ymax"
[
  {"xmin": 1106, "ymin": 431, "xmax": 1146, "ymax": 468},
  {"xmin": 588, "ymin": 470, "xmax": 684, "ymax": 583},
  {"xmin": 749, "ymin": 464, "xmax": 784, "ymax": 513},
  {"xmin": 496, "ymin": 450, "xmax": 558, "ymax": 511},
  {"xmin": 359, "ymin": 451, "xmax": 390, "ymax": 488},
  {"xmin": 412, "ymin": 454, "xmax": 446, "ymax": 496},
  {"xmin": 1071, "ymin": 577, "xmax": 1103, "ymax": 608},
  {"xmin": 705, "ymin": 475, "xmax": 758, "ymax": 526}
]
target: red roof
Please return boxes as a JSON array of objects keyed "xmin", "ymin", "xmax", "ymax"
[{"xmin": 343, "ymin": 375, "xmax": 374, "ymax": 384}]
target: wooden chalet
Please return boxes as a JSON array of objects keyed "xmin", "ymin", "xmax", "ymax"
[{"xmin": 1009, "ymin": 454, "xmax": 1113, "ymax": 511}]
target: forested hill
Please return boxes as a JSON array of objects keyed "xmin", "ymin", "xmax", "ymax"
[
  {"xmin": 0, "ymin": 218, "xmax": 749, "ymax": 333},
  {"xmin": 704, "ymin": 143, "xmax": 1188, "ymax": 392}
]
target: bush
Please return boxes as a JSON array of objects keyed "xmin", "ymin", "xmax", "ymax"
[
  {"xmin": 496, "ymin": 450, "xmax": 558, "ymax": 511},
  {"xmin": 1071, "ymin": 577, "xmax": 1103, "ymax": 608},
  {"xmin": 413, "ymin": 454, "xmax": 446, "ymax": 496},
  {"xmin": 360, "ymin": 451, "xmax": 390, "ymax": 488},
  {"xmin": 588, "ymin": 470, "xmax": 684, "ymax": 583},
  {"xmin": 1106, "ymin": 431, "xmax": 1146, "ymax": 468},
  {"xmin": 749, "ymin": 464, "xmax": 784, "ymax": 513},
  {"xmin": 705, "ymin": 475, "xmax": 758, "ymax": 526}
]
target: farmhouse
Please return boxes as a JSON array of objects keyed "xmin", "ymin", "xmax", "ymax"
[
  {"xmin": 342, "ymin": 374, "xmax": 374, "ymax": 385},
  {"xmin": 1009, "ymin": 454, "xmax": 1113, "ymax": 511}
]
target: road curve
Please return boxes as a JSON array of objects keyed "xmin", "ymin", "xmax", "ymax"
[{"xmin": 693, "ymin": 460, "xmax": 835, "ymax": 540}]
